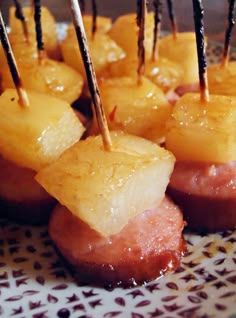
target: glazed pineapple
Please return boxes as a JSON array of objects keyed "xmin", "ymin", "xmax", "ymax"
[
  {"xmin": 108, "ymin": 12, "xmax": 155, "ymax": 60},
  {"xmin": 0, "ymin": 89, "xmax": 85, "ymax": 171},
  {"xmin": 159, "ymin": 33, "xmax": 199, "ymax": 86},
  {"xmin": 9, "ymin": 6, "xmax": 61, "ymax": 60},
  {"xmin": 102, "ymin": 55, "xmax": 183, "ymax": 93},
  {"xmin": 208, "ymin": 62, "xmax": 236, "ymax": 96},
  {"xmin": 165, "ymin": 93, "xmax": 236, "ymax": 163},
  {"xmin": 1, "ymin": 56, "xmax": 84, "ymax": 104},
  {"xmin": 90, "ymin": 76, "xmax": 171, "ymax": 144},
  {"xmin": 36, "ymin": 131, "xmax": 175, "ymax": 237},
  {"xmin": 61, "ymin": 26, "xmax": 125, "ymax": 80}
]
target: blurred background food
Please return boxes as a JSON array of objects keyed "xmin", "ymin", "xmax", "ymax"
[{"xmin": 0, "ymin": 0, "xmax": 234, "ymax": 45}]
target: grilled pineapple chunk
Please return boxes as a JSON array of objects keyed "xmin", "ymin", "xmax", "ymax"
[
  {"xmin": 36, "ymin": 132, "xmax": 175, "ymax": 237},
  {"xmin": 159, "ymin": 33, "xmax": 199, "ymax": 85},
  {"xmin": 0, "ymin": 89, "xmax": 84, "ymax": 171},
  {"xmin": 9, "ymin": 6, "xmax": 60, "ymax": 60},
  {"xmin": 208, "ymin": 62, "xmax": 236, "ymax": 96},
  {"xmin": 166, "ymin": 93, "xmax": 236, "ymax": 163},
  {"xmin": 108, "ymin": 13, "xmax": 154, "ymax": 59},
  {"xmin": 91, "ymin": 76, "xmax": 171, "ymax": 144},
  {"xmin": 102, "ymin": 56, "xmax": 183, "ymax": 93},
  {"xmin": 1, "ymin": 58, "xmax": 84, "ymax": 104},
  {"xmin": 61, "ymin": 30, "xmax": 125, "ymax": 79}
]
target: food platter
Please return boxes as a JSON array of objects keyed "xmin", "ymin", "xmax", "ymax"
[{"xmin": 0, "ymin": 20, "xmax": 236, "ymax": 318}]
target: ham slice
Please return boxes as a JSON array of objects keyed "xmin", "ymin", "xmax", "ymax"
[
  {"xmin": 168, "ymin": 160, "xmax": 236, "ymax": 232},
  {"xmin": 49, "ymin": 196, "xmax": 186, "ymax": 288}
]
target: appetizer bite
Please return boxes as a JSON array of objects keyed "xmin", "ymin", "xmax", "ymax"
[
  {"xmin": 60, "ymin": 2, "xmax": 125, "ymax": 81},
  {"xmin": 0, "ymin": 13, "xmax": 84, "ymax": 224},
  {"xmin": 37, "ymin": 131, "xmax": 186, "ymax": 287},
  {"xmin": 158, "ymin": 1, "xmax": 200, "ymax": 95},
  {"xmin": 1, "ymin": 1, "xmax": 84, "ymax": 104},
  {"xmin": 105, "ymin": 2, "xmax": 183, "ymax": 95},
  {"xmin": 9, "ymin": 2, "xmax": 61, "ymax": 60},
  {"xmin": 166, "ymin": 0, "xmax": 236, "ymax": 232},
  {"xmin": 36, "ymin": 0, "xmax": 186, "ymax": 287},
  {"xmin": 207, "ymin": 0, "xmax": 236, "ymax": 96},
  {"xmin": 89, "ymin": 0, "xmax": 171, "ymax": 144}
]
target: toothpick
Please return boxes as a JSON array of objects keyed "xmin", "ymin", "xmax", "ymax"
[
  {"xmin": 13, "ymin": 0, "xmax": 29, "ymax": 43},
  {"xmin": 152, "ymin": 0, "xmax": 162, "ymax": 62},
  {"xmin": 0, "ymin": 10, "xmax": 29, "ymax": 107},
  {"xmin": 192, "ymin": 0, "xmax": 209, "ymax": 103},
  {"xmin": 79, "ymin": 0, "xmax": 85, "ymax": 15},
  {"xmin": 33, "ymin": 0, "xmax": 46, "ymax": 62},
  {"xmin": 221, "ymin": 0, "xmax": 235, "ymax": 68},
  {"xmin": 166, "ymin": 0, "xmax": 177, "ymax": 39},
  {"xmin": 136, "ymin": 0, "xmax": 147, "ymax": 85},
  {"xmin": 70, "ymin": 0, "xmax": 112, "ymax": 151},
  {"xmin": 91, "ymin": 0, "xmax": 97, "ymax": 39}
]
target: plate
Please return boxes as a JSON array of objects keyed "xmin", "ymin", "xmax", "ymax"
[
  {"xmin": 1, "ymin": 24, "xmax": 236, "ymax": 318},
  {"xmin": 0, "ymin": 219, "xmax": 235, "ymax": 318}
]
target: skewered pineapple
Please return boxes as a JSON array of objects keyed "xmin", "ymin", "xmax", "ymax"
[
  {"xmin": 166, "ymin": 92, "xmax": 236, "ymax": 163},
  {"xmin": 90, "ymin": 76, "xmax": 171, "ymax": 144},
  {"xmin": 0, "ymin": 89, "xmax": 85, "ymax": 171},
  {"xmin": 36, "ymin": 131, "xmax": 175, "ymax": 237}
]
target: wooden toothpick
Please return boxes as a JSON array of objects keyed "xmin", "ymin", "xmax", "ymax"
[
  {"xmin": 136, "ymin": 0, "xmax": 147, "ymax": 85},
  {"xmin": 221, "ymin": 0, "xmax": 235, "ymax": 67},
  {"xmin": 0, "ymin": 10, "xmax": 29, "ymax": 107},
  {"xmin": 13, "ymin": 0, "xmax": 29, "ymax": 43},
  {"xmin": 70, "ymin": 0, "xmax": 112, "ymax": 151},
  {"xmin": 33, "ymin": 0, "xmax": 46, "ymax": 62},
  {"xmin": 192, "ymin": 0, "xmax": 209, "ymax": 103},
  {"xmin": 152, "ymin": 0, "xmax": 162, "ymax": 62},
  {"xmin": 79, "ymin": 0, "xmax": 85, "ymax": 15},
  {"xmin": 91, "ymin": 0, "xmax": 97, "ymax": 39},
  {"xmin": 166, "ymin": 0, "xmax": 177, "ymax": 39}
]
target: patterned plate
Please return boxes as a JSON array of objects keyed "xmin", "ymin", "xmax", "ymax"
[
  {"xmin": 0, "ymin": 25, "xmax": 236, "ymax": 318},
  {"xmin": 0, "ymin": 219, "xmax": 235, "ymax": 318}
]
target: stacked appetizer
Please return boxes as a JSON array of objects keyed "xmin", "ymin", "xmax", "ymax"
[
  {"xmin": 0, "ymin": 4, "xmax": 85, "ymax": 224},
  {"xmin": 39, "ymin": 0, "xmax": 186, "ymax": 287},
  {"xmin": 166, "ymin": 0, "xmax": 236, "ymax": 232}
]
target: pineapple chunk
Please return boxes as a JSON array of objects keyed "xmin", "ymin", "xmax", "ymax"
[
  {"xmin": 91, "ymin": 76, "xmax": 171, "ymax": 144},
  {"xmin": 108, "ymin": 13, "xmax": 154, "ymax": 59},
  {"xmin": 208, "ymin": 62, "xmax": 236, "ymax": 96},
  {"xmin": 166, "ymin": 93, "xmax": 236, "ymax": 163},
  {"xmin": 9, "ymin": 6, "xmax": 60, "ymax": 60},
  {"xmin": 1, "ymin": 58, "xmax": 84, "ymax": 104},
  {"xmin": 36, "ymin": 132, "xmax": 175, "ymax": 237},
  {"xmin": 61, "ymin": 30, "xmax": 125, "ymax": 79},
  {"xmin": 0, "ymin": 89, "xmax": 85, "ymax": 171},
  {"xmin": 159, "ymin": 33, "xmax": 199, "ymax": 85},
  {"xmin": 102, "ymin": 55, "xmax": 183, "ymax": 93}
]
